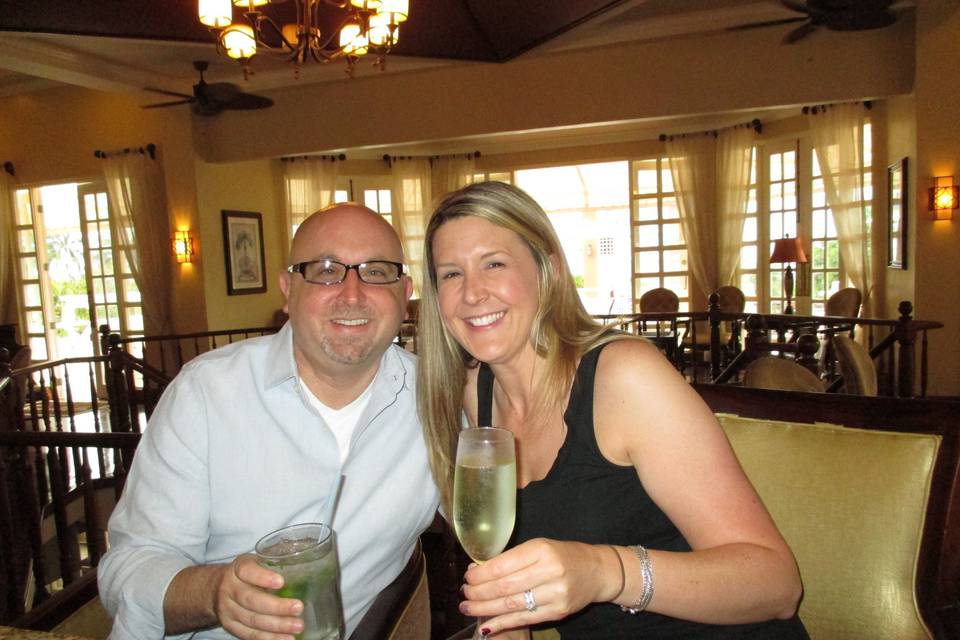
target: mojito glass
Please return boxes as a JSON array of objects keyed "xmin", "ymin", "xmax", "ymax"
[{"xmin": 255, "ymin": 523, "xmax": 344, "ymax": 640}]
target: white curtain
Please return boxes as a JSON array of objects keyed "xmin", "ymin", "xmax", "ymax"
[
  {"xmin": 390, "ymin": 158, "xmax": 432, "ymax": 296},
  {"xmin": 282, "ymin": 157, "xmax": 339, "ymax": 251},
  {"xmin": 431, "ymin": 155, "xmax": 476, "ymax": 201},
  {"xmin": 0, "ymin": 171, "xmax": 18, "ymax": 326},
  {"xmin": 102, "ymin": 152, "xmax": 173, "ymax": 336},
  {"xmin": 716, "ymin": 127, "xmax": 755, "ymax": 288},
  {"xmin": 666, "ymin": 133, "xmax": 718, "ymax": 299},
  {"xmin": 807, "ymin": 103, "xmax": 873, "ymax": 316}
]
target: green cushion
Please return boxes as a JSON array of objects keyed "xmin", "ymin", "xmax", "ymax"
[{"xmin": 717, "ymin": 414, "xmax": 939, "ymax": 640}]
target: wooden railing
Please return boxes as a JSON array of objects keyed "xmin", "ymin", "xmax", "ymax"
[
  {"xmin": 0, "ymin": 347, "xmax": 144, "ymax": 625},
  {"xmin": 594, "ymin": 299, "xmax": 943, "ymax": 398},
  {"xmin": 99, "ymin": 324, "xmax": 280, "ymax": 382}
]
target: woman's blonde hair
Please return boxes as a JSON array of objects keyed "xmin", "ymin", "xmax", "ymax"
[{"xmin": 416, "ymin": 181, "xmax": 622, "ymax": 513}]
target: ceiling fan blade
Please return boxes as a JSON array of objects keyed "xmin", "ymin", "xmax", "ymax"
[
  {"xmin": 780, "ymin": 0, "xmax": 810, "ymax": 14},
  {"xmin": 143, "ymin": 86, "xmax": 193, "ymax": 100},
  {"xmin": 142, "ymin": 99, "xmax": 194, "ymax": 109},
  {"xmin": 728, "ymin": 16, "xmax": 807, "ymax": 32},
  {"xmin": 783, "ymin": 21, "xmax": 819, "ymax": 43},
  {"xmin": 202, "ymin": 82, "xmax": 242, "ymax": 103},
  {"xmin": 221, "ymin": 93, "xmax": 275, "ymax": 110}
]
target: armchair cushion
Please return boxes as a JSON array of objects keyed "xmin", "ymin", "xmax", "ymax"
[{"xmin": 718, "ymin": 414, "xmax": 938, "ymax": 640}]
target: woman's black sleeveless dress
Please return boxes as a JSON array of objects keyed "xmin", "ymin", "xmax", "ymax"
[{"xmin": 476, "ymin": 343, "xmax": 809, "ymax": 639}]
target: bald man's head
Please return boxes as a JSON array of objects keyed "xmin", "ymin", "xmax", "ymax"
[{"xmin": 280, "ymin": 202, "xmax": 412, "ymax": 385}]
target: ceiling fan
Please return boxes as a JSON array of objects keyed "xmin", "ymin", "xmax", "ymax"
[
  {"xmin": 142, "ymin": 61, "xmax": 274, "ymax": 116},
  {"xmin": 730, "ymin": 0, "xmax": 900, "ymax": 44}
]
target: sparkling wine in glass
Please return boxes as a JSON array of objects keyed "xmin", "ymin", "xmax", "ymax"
[{"xmin": 453, "ymin": 427, "xmax": 517, "ymax": 638}]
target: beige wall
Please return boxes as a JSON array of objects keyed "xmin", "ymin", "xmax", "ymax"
[
  {"xmin": 193, "ymin": 158, "xmax": 286, "ymax": 330},
  {"xmin": 883, "ymin": 95, "xmax": 917, "ymax": 320},
  {"xmin": 914, "ymin": 0, "xmax": 960, "ymax": 397}
]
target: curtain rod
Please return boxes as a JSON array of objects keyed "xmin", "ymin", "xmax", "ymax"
[
  {"xmin": 382, "ymin": 150, "xmax": 481, "ymax": 168},
  {"xmin": 802, "ymin": 100, "xmax": 872, "ymax": 116},
  {"xmin": 659, "ymin": 118, "xmax": 762, "ymax": 142},
  {"xmin": 94, "ymin": 143, "xmax": 157, "ymax": 160},
  {"xmin": 2, "ymin": 161, "xmax": 13, "ymax": 177},
  {"xmin": 281, "ymin": 153, "xmax": 347, "ymax": 162}
]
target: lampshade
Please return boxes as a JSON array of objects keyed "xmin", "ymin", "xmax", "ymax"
[
  {"xmin": 339, "ymin": 21, "xmax": 369, "ymax": 56},
  {"xmin": 368, "ymin": 12, "xmax": 399, "ymax": 46},
  {"xmin": 223, "ymin": 23, "xmax": 257, "ymax": 59},
  {"xmin": 380, "ymin": 0, "xmax": 409, "ymax": 20},
  {"xmin": 233, "ymin": 0, "xmax": 270, "ymax": 6},
  {"xmin": 173, "ymin": 230, "xmax": 196, "ymax": 264},
  {"xmin": 199, "ymin": 0, "xmax": 232, "ymax": 27},
  {"xmin": 929, "ymin": 176, "xmax": 958, "ymax": 221},
  {"xmin": 769, "ymin": 236, "xmax": 808, "ymax": 264}
]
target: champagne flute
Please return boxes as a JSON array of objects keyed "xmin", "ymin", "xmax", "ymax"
[{"xmin": 453, "ymin": 427, "xmax": 517, "ymax": 639}]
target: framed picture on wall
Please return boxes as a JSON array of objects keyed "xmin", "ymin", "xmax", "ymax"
[
  {"xmin": 222, "ymin": 210, "xmax": 267, "ymax": 295},
  {"xmin": 887, "ymin": 158, "xmax": 907, "ymax": 270}
]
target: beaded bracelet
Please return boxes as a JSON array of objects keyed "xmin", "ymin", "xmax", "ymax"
[{"xmin": 620, "ymin": 544, "xmax": 654, "ymax": 614}]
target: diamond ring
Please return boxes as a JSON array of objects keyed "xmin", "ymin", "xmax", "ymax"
[{"xmin": 523, "ymin": 589, "xmax": 537, "ymax": 612}]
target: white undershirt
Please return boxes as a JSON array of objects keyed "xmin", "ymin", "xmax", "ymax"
[{"xmin": 300, "ymin": 377, "xmax": 375, "ymax": 463}]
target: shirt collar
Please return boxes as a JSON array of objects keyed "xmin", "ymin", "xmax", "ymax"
[{"xmin": 264, "ymin": 322, "xmax": 411, "ymax": 399}]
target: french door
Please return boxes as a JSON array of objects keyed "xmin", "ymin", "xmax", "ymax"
[{"xmin": 11, "ymin": 181, "xmax": 143, "ymax": 370}]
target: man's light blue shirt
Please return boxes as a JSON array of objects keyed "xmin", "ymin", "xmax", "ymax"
[{"xmin": 99, "ymin": 324, "xmax": 440, "ymax": 639}]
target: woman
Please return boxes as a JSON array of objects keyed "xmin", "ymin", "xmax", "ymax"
[{"xmin": 417, "ymin": 181, "xmax": 808, "ymax": 639}]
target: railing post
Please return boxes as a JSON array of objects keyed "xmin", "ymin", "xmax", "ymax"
[
  {"xmin": 98, "ymin": 324, "xmax": 112, "ymax": 357},
  {"xmin": 895, "ymin": 301, "xmax": 917, "ymax": 398},
  {"xmin": 708, "ymin": 293, "xmax": 722, "ymax": 381},
  {"xmin": 105, "ymin": 334, "xmax": 132, "ymax": 434},
  {"xmin": 796, "ymin": 333, "xmax": 821, "ymax": 376}
]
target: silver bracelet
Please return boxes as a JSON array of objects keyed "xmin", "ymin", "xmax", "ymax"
[{"xmin": 620, "ymin": 544, "xmax": 654, "ymax": 614}]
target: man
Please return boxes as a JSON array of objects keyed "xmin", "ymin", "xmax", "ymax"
[{"xmin": 99, "ymin": 204, "xmax": 439, "ymax": 639}]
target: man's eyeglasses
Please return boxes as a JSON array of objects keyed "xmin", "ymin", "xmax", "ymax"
[{"xmin": 287, "ymin": 259, "xmax": 405, "ymax": 285}]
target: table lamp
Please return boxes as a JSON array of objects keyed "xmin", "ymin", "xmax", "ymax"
[{"xmin": 769, "ymin": 235, "xmax": 808, "ymax": 314}]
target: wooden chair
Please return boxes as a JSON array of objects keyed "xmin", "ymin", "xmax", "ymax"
[
  {"xmin": 696, "ymin": 385, "xmax": 960, "ymax": 639},
  {"xmin": 833, "ymin": 335, "xmax": 877, "ymax": 396},
  {"xmin": 825, "ymin": 287, "xmax": 862, "ymax": 318},
  {"xmin": 351, "ymin": 538, "xmax": 430, "ymax": 640},
  {"xmin": 742, "ymin": 357, "xmax": 824, "ymax": 393},
  {"xmin": 682, "ymin": 286, "xmax": 746, "ymax": 367},
  {"xmin": 639, "ymin": 287, "xmax": 679, "ymax": 313}
]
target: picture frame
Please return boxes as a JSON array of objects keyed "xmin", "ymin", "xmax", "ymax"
[
  {"xmin": 887, "ymin": 158, "xmax": 907, "ymax": 270},
  {"xmin": 222, "ymin": 210, "xmax": 267, "ymax": 295}
]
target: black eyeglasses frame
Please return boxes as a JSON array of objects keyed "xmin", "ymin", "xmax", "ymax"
[{"xmin": 287, "ymin": 259, "xmax": 405, "ymax": 285}]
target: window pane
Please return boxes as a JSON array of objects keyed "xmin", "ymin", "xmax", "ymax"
[
  {"xmin": 740, "ymin": 273, "xmax": 757, "ymax": 297},
  {"xmin": 663, "ymin": 249, "xmax": 687, "ymax": 272},
  {"xmin": 742, "ymin": 217, "xmax": 757, "ymax": 242},
  {"xmin": 18, "ymin": 229, "xmax": 36, "ymax": 253},
  {"xmin": 19, "ymin": 257, "xmax": 38, "ymax": 279},
  {"xmin": 662, "ymin": 197, "xmax": 679, "ymax": 220},
  {"xmin": 662, "ymin": 223, "xmax": 683, "ymax": 246},
  {"xmin": 23, "ymin": 284, "xmax": 41, "ymax": 306},
  {"xmin": 740, "ymin": 246, "xmax": 757, "ymax": 270},
  {"xmin": 634, "ymin": 198, "xmax": 658, "ymax": 222},
  {"xmin": 634, "ymin": 225, "xmax": 659, "ymax": 248},
  {"xmin": 634, "ymin": 160, "xmax": 659, "ymax": 195},
  {"xmin": 634, "ymin": 250, "xmax": 660, "ymax": 273}
]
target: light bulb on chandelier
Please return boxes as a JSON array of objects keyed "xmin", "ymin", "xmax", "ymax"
[{"xmin": 198, "ymin": 0, "xmax": 409, "ymax": 78}]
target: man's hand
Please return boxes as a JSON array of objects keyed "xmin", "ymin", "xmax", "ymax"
[{"xmin": 164, "ymin": 555, "xmax": 306, "ymax": 639}]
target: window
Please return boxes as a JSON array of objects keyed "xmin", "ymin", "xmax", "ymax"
[
  {"xmin": 764, "ymin": 144, "xmax": 799, "ymax": 314},
  {"xmin": 515, "ymin": 162, "xmax": 632, "ymax": 315},
  {"xmin": 631, "ymin": 158, "xmax": 689, "ymax": 311}
]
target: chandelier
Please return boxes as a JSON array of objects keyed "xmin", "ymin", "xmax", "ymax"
[{"xmin": 198, "ymin": 0, "xmax": 409, "ymax": 77}]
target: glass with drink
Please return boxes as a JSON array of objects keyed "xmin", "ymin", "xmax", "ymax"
[
  {"xmin": 255, "ymin": 522, "xmax": 344, "ymax": 640},
  {"xmin": 453, "ymin": 427, "xmax": 517, "ymax": 638}
]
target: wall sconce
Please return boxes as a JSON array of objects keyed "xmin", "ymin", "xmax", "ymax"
[
  {"xmin": 929, "ymin": 176, "xmax": 958, "ymax": 220},
  {"xmin": 173, "ymin": 230, "xmax": 196, "ymax": 263}
]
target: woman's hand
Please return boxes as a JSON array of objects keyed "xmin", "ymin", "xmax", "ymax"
[{"xmin": 460, "ymin": 539, "xmax": 621, "ymax": 636}]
